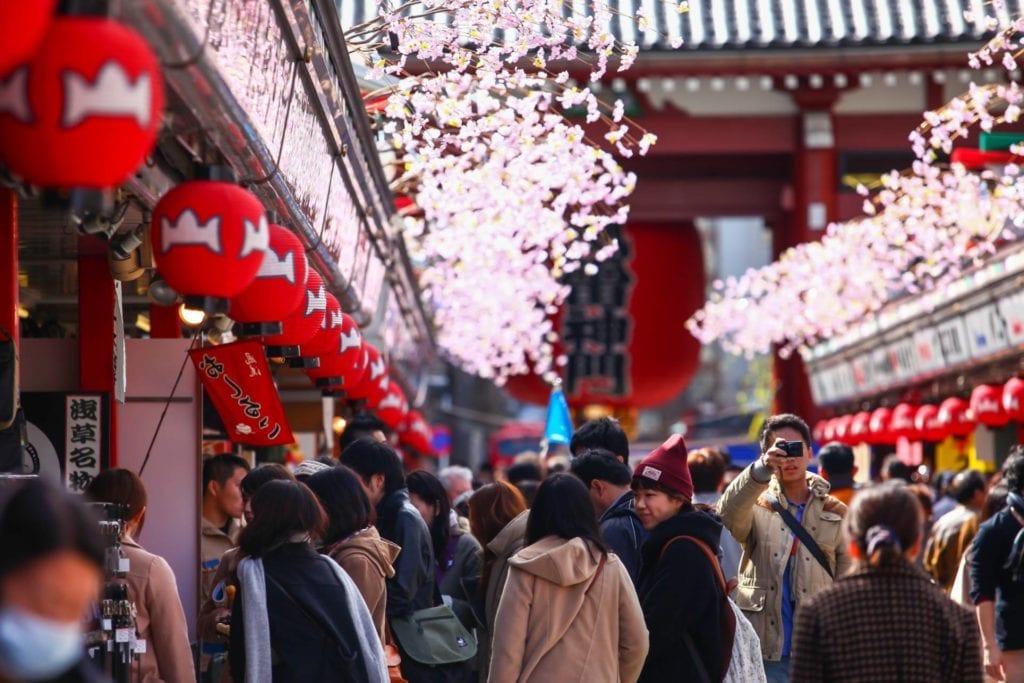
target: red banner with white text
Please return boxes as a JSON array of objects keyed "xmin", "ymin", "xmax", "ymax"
[{"xmin": 189, "ymin": 340, "xmax": 294, "ymax": 446}]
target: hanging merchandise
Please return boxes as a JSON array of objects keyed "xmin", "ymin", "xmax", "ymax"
[
  {"xmin": 0, "ymin": 16, "xmax": 163, "ymax": 188},
  {"xmin": 304, "ymin": 311, "xmax": 366, "ymax": 388},
  {"xmin": 890, "ymin": 403, "xmax": 920, "ymax": 441},
  {"xmin": 1003, "ymin": 378, "xmax": 1024, "ymax": 422},
  {"xmin": 868, "ymin": 407, "xmax": 894, "ymax": 444},
  {"xmin": 914, "ymin": 404, "xmax": 945, "ymax": 443},
  {"xmin": 398, "ymin": 411, "xmax": 433, "ymax": 455},
  {"xmin": 848, "ymin": 411, "xmax": 872, "ymax": 444},
  {"xmin": 373, "ymin": 383, "xmax": 408, "ymax": 431},
  {"xmin": 152, "ymin": 180, "xmax": 268, "ymax": 298},
  {"xmin": 261, "ymin": 270, "xmax": 327, "ymax": 352},
  {"xmin": 345, "ymin": 344, "xmax": 389, "ymax": 406},
  {"xmin": 970, "ymin": 384, "xmax": 1010, "ymax": 428},
  {"xmin": 938, "ymin": 397, "xmax": 976, "ymax": 439},
  {"xmin": 0, "ymin": 0, "xmax": 54, "ymax": 75},
  {"xmin": 229, "ymin": 224, "xmax": 309, "ymax": 323}
]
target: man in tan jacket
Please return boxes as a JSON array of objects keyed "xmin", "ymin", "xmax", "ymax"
[{"xmin": 718, "ymin": 413, "xmax": 850, "ymax": 683}]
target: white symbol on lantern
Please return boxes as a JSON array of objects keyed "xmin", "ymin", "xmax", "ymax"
[
  {"xmin": 240, "ymin": 215, "xmax": 269, "ymax": 258},
  {"xmin": 379, "ymin": 393, "xmax": 403, "ymax": 410},
  {"xmin": 323, "ymin": 310, "xmax": 342, "ymax": 330},
  {"xmin": 257, "ymin": 248, "xmax": 296, "ymax": 283},
  {"xmin": 305, "ymin": 286, "xmax": 327, "ymax": 316},
  {"xmin": 63, "ymin": 60, "xmax": 152, "ymax": 128},
  {"xmin": 161, "ymin": 210, "xmax": 222, "ymax": 254},
  {"xmin": 0, "ymin": 68, "xmax": 32, "ymax": 123},
  {"xmin": 369, "ymin": 357, "xmax": 386, "ymax": 380},
  {"xmin": 339, "ymin": 328, "xmax": 361, "ymax": 353},
  {"xmin": 243, "ymin": 352, "xmax": 262, "ymax": 377}
]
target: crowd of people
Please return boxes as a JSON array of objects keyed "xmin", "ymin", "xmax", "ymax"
[{"xmin": 3, "ymin": 412, "xmax": 1024, "ymax": 682}]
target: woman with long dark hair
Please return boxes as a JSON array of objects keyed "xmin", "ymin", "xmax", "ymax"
[
  {"xmin": 791, "ymin": 483, "xmax": 982, "ymax": 682},
  {"xmin": 306, "ymin": 466, "xmax": 399, "ymax": 645},
  {"xmin": 406, "ymin": 470, "xmax": 481, "ymax": 628},
  {"xmin": 85, "ymin": 469, "xmax": 195, "ymax": 683},
  {"xmin": 467, "ymin": 481, "xmax": 529, "ymax": 679},
  {"xmin": 488, "ymin": 473, "xmax": 648, "ymax": 682},
  {"xmin": 228, "ymin": 480, "xmax": 388, "ymax": 682}
]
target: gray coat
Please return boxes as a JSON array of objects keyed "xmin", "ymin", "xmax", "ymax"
[
  {"xmin": 477, "ymin": 510, "xmax": 529, "ymax": 680},
  {"xmin": 439, "ymin": 526, "xmax": 483, "ymax": 628}
]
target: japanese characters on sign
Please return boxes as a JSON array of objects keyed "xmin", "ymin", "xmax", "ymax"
[
  {"xmin": 189, "ymin": 340, "xmax": 295, "ymax": 446},
  {"xmin": 65, "ymin": 395, "xmax": 102, "ymax": 493}
]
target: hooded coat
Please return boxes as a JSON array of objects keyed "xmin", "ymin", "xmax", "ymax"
[
  {"xmin": 487, "ymin": 536, "xmax": 649, "ymax": 683},
  {"xmin": 475, "ymin": 509, "xmax": 529, "ymax": 679},
  {"xmin": 328, "ymin": 527, "xmax": 401, "ymax": 645},
  {"xmin": 636, "ymin": 507, "xmax": 727, "ymax": 683}
]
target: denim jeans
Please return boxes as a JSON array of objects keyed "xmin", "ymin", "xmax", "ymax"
[{"xmin": 763, "ymin": 656, "xmax": 790, "ymax": 683}]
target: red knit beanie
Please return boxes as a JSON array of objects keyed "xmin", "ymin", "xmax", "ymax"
[{"xmin": 633, "ymin": 434, "xmax": 694, "ymax": 500}]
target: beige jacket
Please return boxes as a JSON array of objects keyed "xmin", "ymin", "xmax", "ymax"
[
  {"xmin": 328, "ymin": 527, "xmax": 400, "ymax": 645},
  {"xmin": 488, "ymin": 536, "xmax": 648, "ymax": 683},
  {"xmin": 717, "ymin": 466, "xmax": 850, "ymax": 661},
  {"xmin": 121, "ymin": 538, "xmax": 196, "ymax": 683}
]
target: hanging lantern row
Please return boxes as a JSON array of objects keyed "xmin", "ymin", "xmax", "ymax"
[{"xmin": 814, "ymin": 378, "xmax": 1024, "ymax": 446}]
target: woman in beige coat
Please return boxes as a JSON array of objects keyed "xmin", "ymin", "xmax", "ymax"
[
  {"xmin": 306, "ymin": 465, "xmax": 400, "ymax": 644},
  {"xmin": 86, "ymin": 469, "xmax": 195, "ymax": 683},
  {"xmin": 489, "ymin": 473, "xmax": 649, "ymax": 683}
]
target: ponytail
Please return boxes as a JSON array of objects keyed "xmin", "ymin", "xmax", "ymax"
[
  {"xmin": 863, "ymin": 524, "xmax": 903, "ymax": 568},
  {"xmin": 845, "ymin": 483, "xmax": 922, "ymax": 571}
]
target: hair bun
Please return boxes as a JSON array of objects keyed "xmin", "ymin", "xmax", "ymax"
[{"xmin": 865, "ymin": 524, "xmax": 901, "ymax": 556}]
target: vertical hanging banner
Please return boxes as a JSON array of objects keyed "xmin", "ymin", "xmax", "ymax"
[
  {"xmin": 64, "ymin": 394, "xmax": 106, "ymax": 492},
  {"xmin": 189, "ymin": 340, "xmax": 294, "ymax": 446}
]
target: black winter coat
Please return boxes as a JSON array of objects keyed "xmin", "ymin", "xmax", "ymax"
[
  {"xmin": 376, "ymin": 488, "xmax": 437, "ymax": 617},
  {"xmin": 599, "ymin": 491, "xmax": 647, "ymax": 584},
  {"xmin": 637, "ymin": 508, "xmax": 726, "ymax": 683},
  {"xmin": 229, "ymin": 543, "xmax": 371, "ymax": 683}
]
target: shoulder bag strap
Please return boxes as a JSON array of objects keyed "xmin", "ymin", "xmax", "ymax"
[{"xmin": 769, "ymin": 497, "xmax": 834, "ymax": 579}]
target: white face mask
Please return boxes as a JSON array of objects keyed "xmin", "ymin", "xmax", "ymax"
[{"xmin": 0, "ymin": 606, "xmax": 84, "ymax": 681}]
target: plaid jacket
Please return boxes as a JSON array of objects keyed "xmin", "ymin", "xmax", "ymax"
[{"xmin": 791, "ymin": 562, "xmax": 983, "ymax": 682}]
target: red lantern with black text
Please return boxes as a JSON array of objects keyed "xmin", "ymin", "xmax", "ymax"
[
  {"xmin": 346, "ymin": 345, "xmax": 389, "ymax": 406},
  {"xmin": 153, "ymin": 181, "xmax": 268, "ymax": 298},
  {"xmin": 849, "ymin": 411, "xmax": 871, "ymax": 443},
  {"xmin": 305, "ymin": 311, "xmax": 365, "ymax": 386},
  {"xmin": 914, "ymin": 404, "xmax": 945, "ymax": 442},
  {"xmin": 0, "ymin": 0, "xmax": 54, "ymax": 75},
  {"xmin": 971, "ymin": 384, "xmax": 1009, "ymax": 428},
  {"xmin": 938, "ymin": 397, "xmax": 975, "ymax": 438},
  {"xmin": 890, "ymin": 403, "xmax": 919, "ymax": 441},
  {"xmin": 868, "ymin": 407, "xmax": 894, "ymax": 444},
  {"xmin": 0, "ymin": 16, "xmax": 163, "ymax": 188},
  {"xmin": 1004, "ymin": 378, "xmax": 1024, "ymax": 422},
  {"xmin": 373, "ymin": 383, "xmax": 408, "ymax": 431},
  {"xmin": 229, "ymin": 224, "xmax": 308, "ymax": 322},
  {"xmin": 399, "ymin": 411, "xmax": 433, "ymax": 455},
  {"xmin": 504, "ymin": 223, "xmax": 703, "ymax": 407},
  {"xmin": 261, "ymin": 270, "xmax": 326, "ymax": 348}
]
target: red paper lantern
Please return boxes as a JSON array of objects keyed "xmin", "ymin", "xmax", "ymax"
[
  {"xmin": 261, "ymin": 270, "xmax": 326, "ymax": 348},
  {"xmin": 849, "ymin": 411, "xmax": 872, "ymax": 442},
  {"xmin": 832, "ymin": 415, "xmax": 854, "ymax": 444},
  {"xmin": 398, "ymin": 411, "xmax": 433, "ymax": 455},
  {"xmin": 812, "ymin": 420, "xmax": 828, "ymax": 443},
  {"xmin": 821, "ymin": 418, "xmax": 837, "ymax": 442},
  {"xmin": 229, "ymin": 224, "xmax": 308, "ymax": 323},
  {"xmin": 153, "ymin": 180, "xmax": 268, "ymax": 298},
  {"xmin": 373, "ymin": 383, "xmax": 408, "ymax": 430},
  {"xmin": 890, "ymin": 403, "xmax": 920, "ymax": 441},
  {"xmin": 971, "ymin": 384, "xmax": 1009, "ymax": 428},
  {"xmin": 305, "ymin": 311, "xmax": 365, "ymax": 384},
  {"xmin": 504, "ymin": 222, "xmax": 703, "ymax": 407},
  {"xmin": 0, "ymin": 16, "xmax": 163, "ymax": 188},
  {"xmin": 868, "ymin": 407, "xmax": 894, "ymax": 444},
  {"xmin": 938, "ymin": 397, "xmax": 975, "ymax": 438},
  {"xmin": 914, "ymin": 404, "xmax": 945, "ymax": 442},
  {"xmin": 1003, "ymin": 378, "xmax": 1024, "ymax": 422},
  {"xmin": 346, "ymin": 344, "xmax": 389, "ymax": 406},
  {"xmin": 0, "ymin": 0, "xmax": 54, "ymax": 75},
  {"xmin": 302, "ymin": 294, "xmax": 343, "ymax": 357}
]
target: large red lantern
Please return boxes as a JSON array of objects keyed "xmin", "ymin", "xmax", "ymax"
[
  {"xmin": 302, "ymin": 294, "xmax": 343, "ymax": 357},
  {"xmin": 398, "ymin": 411, "xmax": 433, "ymax": 455},
  {"xmin": 1004, "ymin": 378, "xmax": 1024, "ymax": 422},
  {"xmin": 504, "ymin": 222, "xmax": 704, "ymax": 407},
  {"xmin": 229, "ymin": 224, "xmax": 308, "ymax": 323},
  {"xmin": 832, "ymin": 415, "xmax": 854, "ymax": 444},
  {"xmin": 0, "ymin": 16, "xmax": 163, "ymax": 188},
  {"xmin": 346, "ymin": 345, "xmax": 389, "ymax": 406},
  {"xmin": 0, "ymin": 1, "xmax": 54, "ymax": 75},
  {"xmin": 868, "ymin": 407, "xmax": 894, "ymax": 444},
  {"xmin": 890, "ymin": 403, "xmax": 920, "ymax": 441},
  {"xmin": 971, "ymin": 384, "xmax": 1009, "ymax": 428},
  {"xmin": 848, "ymin": 411, "xmax": 872, "ymax": 443},
  {"xmin": 914, "ymin": 404, "xmax": 945, "ymax": 442},
  {"xmin": 812, "ymin": 420, "xmax": 828, "ymax": 443},
  {"xmin": 821, "ymin": 418, "xmax": 837, "ymax": 442},
  {"xmin": 938, "ymin": 397, "xmax": 975, "ymax": 438},
  {"xmin": 261, "ymin": 270, "xmax": 326, "ymax": 349},
  {"xmin": 153, "ymin": 180, "xmax": 268, "ymax": 298},
  {"xmin": 373, "ymin": 383, "xmax": 408, "ymax": 430},
  {"xmin": 305, "ymin": 311, "xmax": 365, "ymax": 386}
]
